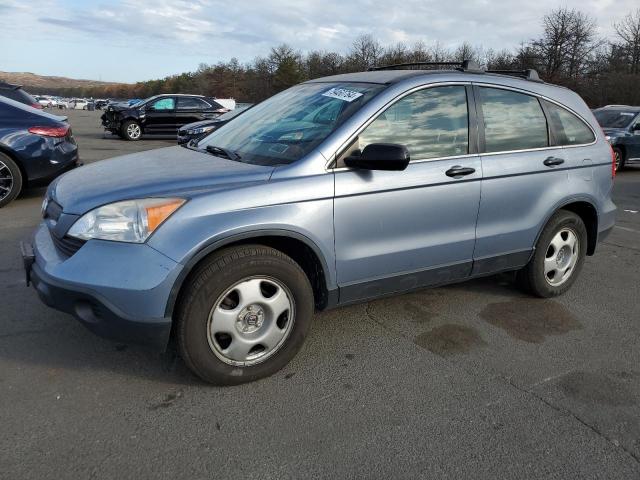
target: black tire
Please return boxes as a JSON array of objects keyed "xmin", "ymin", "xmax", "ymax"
[
  {"xmin": 121, "ymin": 120, "xmax": 142, "ymax": 141},
  {"xmin": 516, "ymin": 210, "xmax": 587, "ymax": 298},
  {"xmin": 176, "ymin": 245, "xmax": 314, "ymax": 385},
  {"xmin": 613, "ymin": 147, "xmax": 625, "ymax": 172},
  {"xmin": 0, "ymin": 152, "xmax": 23, "ymax": 208}
]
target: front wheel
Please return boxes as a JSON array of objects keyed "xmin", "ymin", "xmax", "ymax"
[
  {"xmin": 0, "ymin": 152, "xmax": 23, "ymax": 208},
  {"xmin": 121, "ymin": 120, "xmax": 142, "ymax": 141},
  {"xmin": 516, "ymin": 210, "xmax": 587, "ymax": 297},
  {"xmin": 176, "ymin": 245, "xmax": 314, "ymax": 385}
]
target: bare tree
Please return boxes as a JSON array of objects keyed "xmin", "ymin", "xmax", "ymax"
[
  {"xmin": 348, "ymin": 34, "xmax": 383, "ymax": 70},
  {"xmin": 614, "ymin": 9, "xmax": 640, "ymax": 74}
]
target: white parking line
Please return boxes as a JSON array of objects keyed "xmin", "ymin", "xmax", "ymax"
[
  {"xmin": 614, "ymin": 225, "xmax": 640, "ymax": 233},
  {"xmin": 623, "ymin": 209, "xmax": 638, "ymax": 213}
]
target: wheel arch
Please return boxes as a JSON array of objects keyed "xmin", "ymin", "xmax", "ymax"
[
  {"xmin": 536, "ymin": 199, "xmax": 599, "ymax": 256},
  {"xmin": 165, "ymin": 230, "xmax": 335, "ymax": 320}
]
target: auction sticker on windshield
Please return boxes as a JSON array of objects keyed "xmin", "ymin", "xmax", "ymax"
[{"xmin": 322, "ymin": 87, "xmax": 364, "ymax": 102}]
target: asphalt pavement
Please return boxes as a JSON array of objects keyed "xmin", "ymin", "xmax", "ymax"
[{"xmin": 1, "ymin": 109, "xmax": 639, "ymax": 479}]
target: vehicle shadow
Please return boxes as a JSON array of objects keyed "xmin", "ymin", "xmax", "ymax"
[{"xmin": 0, "ymin": 273, "xmax": 522, "ymax": 387}]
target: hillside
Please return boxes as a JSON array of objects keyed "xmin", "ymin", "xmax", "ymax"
[{"xmin": 0, "ymin": 71, "xmax": 127, "ymax": 94}]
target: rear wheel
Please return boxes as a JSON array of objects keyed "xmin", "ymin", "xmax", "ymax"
[
  {"xmin": 176, "ymin": 245, "xmax": 314, "ymax": 385},
  {"xmin": 121, "ymin": 120, "xmax": 142, "ymax": 141},
  {"xmin": 517, "ymin": 210, "xmax": 587, "ymax": 297},
  {"xmin": 0, "ymin": 152, "xmax": 22, "ymax": 208},
  {"xmin": 613, "ymin": 147, "xmax": 625, "ymax": 171}
]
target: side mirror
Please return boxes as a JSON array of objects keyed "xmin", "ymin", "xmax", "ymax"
[{"xmin": 344, "ymin": 143, "xmax": 410, "ymax": 171}]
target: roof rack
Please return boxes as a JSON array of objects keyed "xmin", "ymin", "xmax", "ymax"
[
  {"xmin": 485, "ymin": 69, "xmax": 542, "ymax": 82},
  {"xmin": 369, "ymin": 60, "xmax": 482, "ymax": 73},
  {"xmin": 368, "ymin": 60, "xmax": 543, "ymax": 83}
]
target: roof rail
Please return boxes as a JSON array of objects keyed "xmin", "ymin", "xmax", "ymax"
[
  {"xmin": 485, "ymin": 69, "xmax": 542, "ymax": 82},
  {"xmin": 369, "ymin": 60, "xmax": 483, "ymax": 73}
]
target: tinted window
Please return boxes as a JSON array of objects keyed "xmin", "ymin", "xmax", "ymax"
[
  {"xmin": 359, "ymin": 86, "xmax": 469, "ymax": 160},
  {"xmin": 544, "ymin": 101, "xmax": 595, "ymax": 145},
  {"xmin": 480, "ymin": 87, "xmax": 548, "ymax": 152},
  {"xmin": 177, "ymin": 97, "xmax": 209, "ymax": 110},
  {"xmin": 150, "ymin": 98, "xmax": 175, "ymax": 110},
  {"xmin": 593, "ymin": 109, "xmax": 638, "ymax": 129}
]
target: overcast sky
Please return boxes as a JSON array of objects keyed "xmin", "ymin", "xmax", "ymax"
[{"xmin": 0, "ymin": 0, "xmax": 637, "ymax": 83}]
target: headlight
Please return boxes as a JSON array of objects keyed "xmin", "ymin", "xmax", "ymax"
[
  {"xmin": 187, "ymin": 126, "xmax": 215, "ymax": 135},
  {"xmin": 605, "ymin": 135, "xmax": 611, "ymax": 142},
  {"xmin": 68, "ymin": 198, "xmax": 185, "ymax": 243}
]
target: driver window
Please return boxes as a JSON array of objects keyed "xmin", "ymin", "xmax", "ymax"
[
  {"xmin": 337, "ymin": 86, "xmax": 469, "ymax": 166},
  {"xmin": 150, "ymin": 98, "xmax": 175, "ymax": 110}
]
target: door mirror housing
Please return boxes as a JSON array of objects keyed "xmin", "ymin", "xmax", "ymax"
[{"xmin": 344, "ymin": 143, "xmax": 410, "ymax": 171}]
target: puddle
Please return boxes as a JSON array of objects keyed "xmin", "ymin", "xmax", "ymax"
[
  {"xmin": 480, "ymin": 299, "xmax": 581, "ymax": 343},
  {"xmin": 414, "ymin": 324, "xmax": 486, "ymax": 356},
  {"xmin": 558, "ymin": 371, "xmax": 635, "ymax": 406},
  {"xmin": 369, "ymin": 292, "xmax": 440, "ymax": 325}
]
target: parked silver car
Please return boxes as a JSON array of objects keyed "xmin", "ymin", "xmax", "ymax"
[{"xmin": 23, "ymin": 62, "xmax": 616, "ymax": 384}]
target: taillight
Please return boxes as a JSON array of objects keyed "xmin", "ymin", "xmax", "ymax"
[
  {"xmin": 28, "ymin": 125, "xmax": 70, "ymax": 138},
  {"xmin": 610, "ymin": 144, "xmax": 616, "ymax": 179},
  {"xmin": 31, "ymin": 103, "xmax": 43, "ymax": 109}
]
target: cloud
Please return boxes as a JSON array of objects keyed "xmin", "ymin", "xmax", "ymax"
[{"xmin": 1, "ymin": 0, "xmax": 638, "ymax": 81}]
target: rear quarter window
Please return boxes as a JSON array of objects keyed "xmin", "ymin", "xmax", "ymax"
[{"xmin": 543, "ymin": 101, "xmax": 595, "ymax": 145}]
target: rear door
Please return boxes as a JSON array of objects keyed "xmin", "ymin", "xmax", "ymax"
[
  {"xmin": 473, "ymin": 85, "xmax": 569, "ymax": 274},
  {"xmin": 176, "ymin": 97, "xmax": 213, "ymax": 129},
  {"xmin": 333, "ymin": 84, "xmax": 482, "ymax": 303},
  {"xmin": 144, "ymin": 97, "xmax": 176, "ymax": 134}
]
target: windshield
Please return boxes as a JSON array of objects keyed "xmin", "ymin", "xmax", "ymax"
[
  {"xmin": 198, "ymin": 82, "xmax": 385, "ymax": 166},
  {"xmin": 594, "ymin": 109, "xmax": 638, "ymax": 129}
]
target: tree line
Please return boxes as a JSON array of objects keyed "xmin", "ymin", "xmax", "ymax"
[{"xmin": 61, "ymin": 8, "xmax": 640, "ymax": 107}]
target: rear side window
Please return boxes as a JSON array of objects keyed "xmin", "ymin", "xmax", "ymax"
[
  {"xmin": 359, "ymin": 85, "xmax": 469, "ymax": 160},
  {"xmin": 479, "ymin": 87, "xmax": 548, "ymax": 152},
  {"xmin": 177, "ymin": 97, "xmax": 210, "ymax": 110},
  {"xmin": 543, "ymin": 101, "xmax": 595, "ymax": 145},
  {"xmin": 0, "ymin": 88, "xmax": 35, "ymax": 106}
]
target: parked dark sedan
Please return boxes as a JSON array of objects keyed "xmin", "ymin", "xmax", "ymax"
[
  {"xmin": 593, "ymin": 105, "xmax": 640, "ymax": 171},
  {"xmin": 101, "ymin": 94, "xmax": 229, "ymax": 141},
  {"xmin": 177, "ymin": 105, "xmax": 251, "ymax": 145},
  {"xmin": 0, "ymin": 96, "xmax": 80, "ymax": 207},
  {"xmin": 0, "ymin": 81, "xmax": 42, "ymax": 110}
]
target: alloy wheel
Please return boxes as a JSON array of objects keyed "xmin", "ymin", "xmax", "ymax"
[
  {"xmin": 0, "ymin": 160, "xmax": 14, "ymax": 202},
  {"xmin": 127, "ymin": 123, "xmax": 142, "ymax": 140}
]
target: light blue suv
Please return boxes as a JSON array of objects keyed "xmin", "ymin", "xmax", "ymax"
[{"xmin": 23, "ymin": 62, "xmax": 616, "ymax": 384}]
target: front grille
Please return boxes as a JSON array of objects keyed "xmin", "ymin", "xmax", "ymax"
[{"xmin": 52, "ymin": 234, "xmax": 86, "ymax": 257}]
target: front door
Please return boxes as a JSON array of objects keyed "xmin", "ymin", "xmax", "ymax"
[
  {"xmin": 143, "ymin": 97, "xmax": 177, "ymax": 134},
  {"xmin": 333, "ymin": 85, "xmax": 482, "ymax": 303}
]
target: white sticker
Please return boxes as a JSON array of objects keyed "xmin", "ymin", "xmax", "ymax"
[
  {"xmin": 620, "ymin": 112, "xmax": 635, "ymax": 116},
  {"xmin": 322, "ymin": 87, "xmax": 363, "ymax": 102}
]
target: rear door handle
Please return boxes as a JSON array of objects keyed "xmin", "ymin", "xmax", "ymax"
[
  {"xmin": 543, "ymin": 156, "xmax": 565, "ymax": 166},
  {"xmin": 445, "ymin": 166, "xmax": 476, "ymax": 178}
]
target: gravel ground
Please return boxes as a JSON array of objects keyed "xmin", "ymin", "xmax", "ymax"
[{"xmin": 1, "ymin": 109, "xmax": 639, "ymax": 479}]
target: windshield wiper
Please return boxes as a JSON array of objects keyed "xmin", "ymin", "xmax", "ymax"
[{"xmin": 205, "ymin": 144, "xmax": 241, "ymax": 161}]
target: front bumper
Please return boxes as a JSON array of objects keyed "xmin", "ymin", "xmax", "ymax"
[{"xmin": 22, "ymin": 223, "xmax": 183, "ymax": 350}]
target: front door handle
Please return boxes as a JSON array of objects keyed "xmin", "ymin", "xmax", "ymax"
[
  {"xmin": 445, "ymin": 166, "xmax": 476, "ymax": 178},
  {"xmin": 543, "ymin": 156, "xmax": 565, "ymax": 166}
]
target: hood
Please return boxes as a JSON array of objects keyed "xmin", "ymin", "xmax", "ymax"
[{"xmin": 51, "ymin": 146, "xmax": 274, "ymax": 214}]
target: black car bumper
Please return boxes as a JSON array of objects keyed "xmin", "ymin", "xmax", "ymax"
[{"xmin": 21, "ymin": 241, "xmax": 172, "ymax": 350}]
